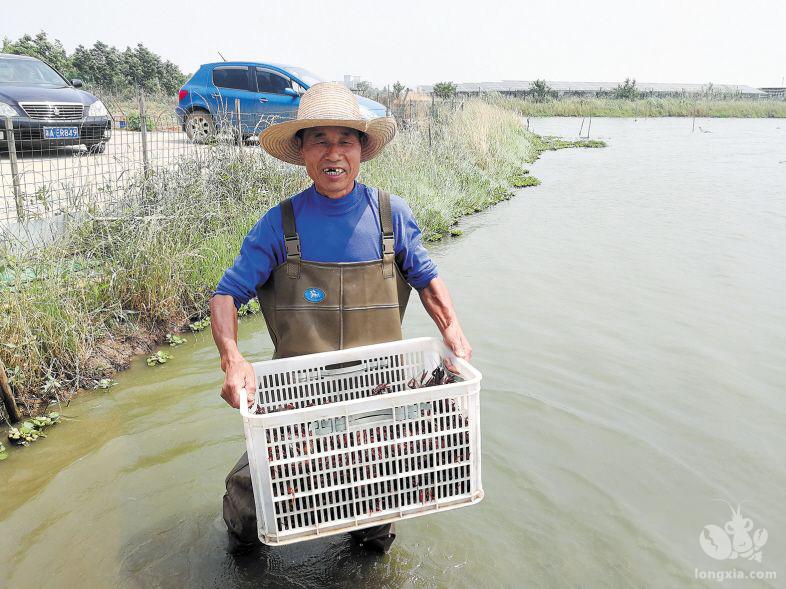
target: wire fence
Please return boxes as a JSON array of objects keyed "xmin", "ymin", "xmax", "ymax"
[{"xmin": 0, "ymin": 90, "xmax": 447, "ymax": 231}]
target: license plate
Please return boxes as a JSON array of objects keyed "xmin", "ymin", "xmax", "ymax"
[{"xmin": 43, "ymin": 126, "xmax": 79, "ymax": 140}]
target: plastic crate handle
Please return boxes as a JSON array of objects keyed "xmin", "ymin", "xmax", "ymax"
[
  {"xmin": 320, "ymin": 360, "xmax": 365, "ymax": 377},
  {"xmin": 319, "ymin": 358, "xmax": 391, "ymax": 378}
]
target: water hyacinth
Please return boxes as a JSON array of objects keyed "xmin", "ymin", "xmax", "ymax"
[
  {"xmin": 145, "ymin": 351, "xmax": 173, "ymax": 366},
  {"xmin": 6, "ymin": 412, "xmax": 60, "ymax": 447}
]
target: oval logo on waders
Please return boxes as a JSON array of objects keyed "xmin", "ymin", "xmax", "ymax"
[{"xmin": 304, "ymin": 288, "xmax": 326, "ymax": 303}]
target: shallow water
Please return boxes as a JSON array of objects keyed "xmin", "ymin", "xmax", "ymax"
[{"xmin": 2, "ymin": 117, "xmax": 785, "ymax": 588}]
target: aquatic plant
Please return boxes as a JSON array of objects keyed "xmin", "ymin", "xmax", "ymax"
[
  {"xmin": 6, "ymin": 412, "xmax": 60, "ymax": 446},
  {"xmin": 166, "ymin": 333, "xmax": 187, "ymax": 347},
  {"xmin": 145, "ymin": 351, "xmax": 172, "ymax": 366},
  {"xmin": 188, "ymin": 318, "xmax": 211, "ymax": 333},
  {"xmin": 237, "ymin": 299, "xmax": 261, "ymax": 317}
]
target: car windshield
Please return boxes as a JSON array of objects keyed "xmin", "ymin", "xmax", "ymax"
[
  {"xmin": 281, "ymin": 66, "xmax": 325, "ymax": 87},
  {"xmin": 0, "ymin": 59, "xmax": 68, "ymax": 86}
]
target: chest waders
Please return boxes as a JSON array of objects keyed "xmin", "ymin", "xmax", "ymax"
[{"xmin": 223, "ymin": 190, "xmax": 411, "ymax": 553}]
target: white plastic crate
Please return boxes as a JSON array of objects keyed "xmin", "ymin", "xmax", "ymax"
[{"xmin": 240, "ymin": 336, "xmax": 483, "ymax": 545}]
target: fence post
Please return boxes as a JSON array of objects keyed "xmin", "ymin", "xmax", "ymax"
[
  {"xmin": 4, "ymin": 116, "xmax": 24, "ymax": 221},
  {"xmin": 235, "ymin": 98, "xmax": 242, "ymax": 149},
  {"xmin": 138, "ymin": 90, "xmax": 150, "ymax": 176}
]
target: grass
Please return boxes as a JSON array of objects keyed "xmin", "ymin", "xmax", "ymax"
[
  {"xmin": 505, "ymin": 96, "xmax": 786, "ymax": 118},
  {"xmin": 0, "ymin": 99, "xmax": 599, "ymax": 417}
]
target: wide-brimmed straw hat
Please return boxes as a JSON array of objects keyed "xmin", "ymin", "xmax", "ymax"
[{"xmin": 258, "ymin": 82, "xmax": 396, "ymax": 165}]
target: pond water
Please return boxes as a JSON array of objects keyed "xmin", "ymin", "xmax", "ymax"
[{"xmin": 2, "ymin": 117, "xmax": 785, "ymax": 588}]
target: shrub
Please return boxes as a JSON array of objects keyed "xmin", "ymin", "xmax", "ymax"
[{"xmin": 126, "ymin": 111, "xmax": 156, "ymax": 132}]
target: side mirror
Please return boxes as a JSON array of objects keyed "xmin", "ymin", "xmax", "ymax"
[
  {"xmin": 283, "ymin": 87, "xmax": 298, "ymax": 98},
  {"xmin": 71, "ymin": 79, "xmax": 83, "ymax": 88}
]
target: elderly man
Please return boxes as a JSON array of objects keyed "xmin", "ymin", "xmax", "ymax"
[{"xmin": 210, "ymin": 82, "xmax": 471, "ymax": 553}]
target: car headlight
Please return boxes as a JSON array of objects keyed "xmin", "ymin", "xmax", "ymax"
[
  {"xmin": 0, "ymin": 102, "xmax": 18, "ymax": 118},
  {"xmin": 88, "ymin": 100, "xmax": 109, "ymax": 117}
]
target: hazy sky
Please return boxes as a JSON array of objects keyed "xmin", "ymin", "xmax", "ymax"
[{"xmin": 3, "ymin": 0, "xmax": 785, "ymax": 89}]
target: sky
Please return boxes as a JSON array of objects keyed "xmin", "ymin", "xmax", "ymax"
[{"xmin": 3, "ymin": 0, "xmax": 786, "ymax": 89}]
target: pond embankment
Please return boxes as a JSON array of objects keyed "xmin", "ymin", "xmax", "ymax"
[
  {"xmin": 0, "ymin": 100, "xmax": 603, "ymax": 422},
  {"xmin": 507, "ymin": 96, "xmax": 786, "ymax": 118}
]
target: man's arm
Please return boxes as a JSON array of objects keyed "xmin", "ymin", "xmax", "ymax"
[
  {"xmin": 210, "ymin": 294, "xmax": 256, "ymax": 409},
  {"xmin": 418, "ymin": 276, "xmax": 472, "ymax": 371}
]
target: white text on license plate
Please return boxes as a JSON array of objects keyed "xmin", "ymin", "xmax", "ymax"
[{"xmin": 43, "ymin": 127, "xmax": 79, "ymax": 140}]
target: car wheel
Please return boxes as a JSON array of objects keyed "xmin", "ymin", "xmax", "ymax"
[
  {"xmin": 185, "ymin": 110, "xmax": 215, "ymax": 143},
  {"xmin": 87, "ymin": 142, "xmax": 107, "ymax": 154}
]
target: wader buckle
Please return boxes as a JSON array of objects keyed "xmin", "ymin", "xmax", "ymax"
[{"xmin": 285, "ymin": 237, "xmax": 301, "ymax": 257}]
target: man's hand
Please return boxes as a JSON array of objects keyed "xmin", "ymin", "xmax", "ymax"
[
  {"xmin": 210, "ymin": 294, "xmax": 257, "ymax": 409},
  {"xmin": 221, "ymin": 359, "xmax": 257, "ymax": 409},
  {"xmin": 418, "ymin": 277, "xmax": 472, "ymax": 374},
  {"xmin": 441, "ymin": 321, "xmax": 472, "ymax": 374}
]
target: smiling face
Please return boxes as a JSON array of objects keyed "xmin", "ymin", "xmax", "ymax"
[{"xmin": 298, "ymin": 126, "xmax": 364, "ymax": 199}]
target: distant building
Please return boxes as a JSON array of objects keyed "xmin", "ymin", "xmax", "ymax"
[
  {"xmin": 343, "ymin": 75, "xmax": 363, "ymax": 91},
  {"xmin": 758, "ymin": 87, "xmax": 786, "ymax": 100},
  {"xmin": 418, "ymin": 81, "xmax": 768, "ymax": 100}
]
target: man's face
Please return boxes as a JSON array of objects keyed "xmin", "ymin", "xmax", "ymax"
[{"xmin": 299, "ymin": 126, "xmax": 363, "ymax": 199}]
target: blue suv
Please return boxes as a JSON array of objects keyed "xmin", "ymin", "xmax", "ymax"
[{"xmin": 176, "ymin": 62, "xmax": 387, "ymax": 142}]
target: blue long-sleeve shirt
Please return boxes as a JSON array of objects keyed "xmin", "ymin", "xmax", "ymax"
[{"xmin": 214, "ymin": 182, "xmax": 438, "ymax": 308}]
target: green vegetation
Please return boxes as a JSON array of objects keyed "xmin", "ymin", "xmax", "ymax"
[
  {"xmin": 146, "ymin": 351, "xmax": 173, "ymax": 367},
  {"xmin": 614, "ymin": 78, "xmax": 639, "ymax": 100},
  {"xmin": 2, "ymin": 31, "xmax": 187, "ymax": 95},
  {"xmin": 433, "ymin": 82, "xmax": 458, "ymax": 99},
  {"xmin": 505, "ymin": 96, "xmax": 786, "ymax": 118},
  {"xmin": 529, "ymin": 79, "xmax": 556, "ymax": 103},
  {"xmin": 0, "ymin": 99, "xmax": 602, "ymax": 416},
  {"xmin": 7, "ymin": 412, "xmax": 60, "ymax": 446},
  {"xmin": 126, "ymin": 111, "xmax": 157, "ymax": 132},
  {"xmin": 392, "ymin": 81, "xmax": 406, "ymax": 99},
  {"xmin": 533, "ymin": 136, "xmax": 607, "ymax": 150},
  {"xmin": 237, "ymin": 299, "xmax": 261, "ymax": 317},
  {"xmin": 189, "ymin": 318, "xmax": 212, "ymax": 333},
  {"xmin": 166, "ymin": 334, "xmax": 187, "ymax": 347}
]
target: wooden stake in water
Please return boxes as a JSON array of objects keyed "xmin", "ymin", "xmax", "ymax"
[
  {"xmin": 692, "ymin": 100, "xmax": 697, "ymax": 132},
  {"xmin": 0, "ymin": 358, "xmax": 21, "ymax": 424}
]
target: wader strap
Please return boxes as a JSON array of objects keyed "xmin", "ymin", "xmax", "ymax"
[
  {"xmin": 378, "ymin": 189, "xmax": 395, "ymax": 279},
  {"xmin": 280, "ymin": 197, "xmax": 301, "ymax": 279}
]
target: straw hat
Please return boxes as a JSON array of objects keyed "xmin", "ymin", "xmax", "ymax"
[{"xmin": 258, "ymin": 82, "xmax": 396, "ymax": 165}]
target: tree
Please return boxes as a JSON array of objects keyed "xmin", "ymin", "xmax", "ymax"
[
  {"xmin": 71, "ymin": 41, "xmax": 125, "ymax": 91},
  {"xmin": 613, "ymin": 78, "xmax": 639, "ymax": 100},
  {"xmin": 2, "ymin": 31, "xmax": 73, "ymax": 77},
  {"xmin": 433, "ymin": 81, "xmax": 457, "ymax": 99},
  {"xmin": 529, "ymin": 79, "xmax": 555, "ymax": 102},
  {"xmin": 392, "ymin": 80, "xmax": 405, "ymax": 100},
  {"xmin": 1, "ymin": 32, "xmax": 187, "ymax": 95},
  {"xmin": 354, "ymin": 80, "xmax": 374, "ymax": 97}
]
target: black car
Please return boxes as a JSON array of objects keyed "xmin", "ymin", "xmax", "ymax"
[{"xmin": 0, "ymin": 53, "xmax": 112, "ymax": 153}]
